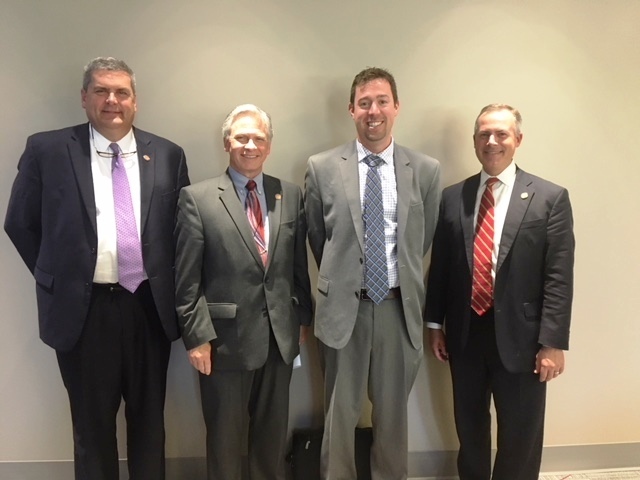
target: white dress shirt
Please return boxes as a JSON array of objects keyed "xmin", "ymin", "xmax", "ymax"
[{"xmin": 90, "ymin": 125, "xmax": 144, "ymax": 284}]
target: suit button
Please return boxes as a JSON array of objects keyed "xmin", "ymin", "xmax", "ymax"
[
  {"xmin": 359, "ymin": 258, "xmax": 363, "ymax": 264},
  {"xmin": 265, "ymin": 276, "xmax": 270, "ymax": 283}
]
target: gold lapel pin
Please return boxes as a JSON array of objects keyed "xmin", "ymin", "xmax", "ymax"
[
  {"xmin": 521, "ymin": 192, "xmax": 529, "ymax": 199},
  {"xmin": 275, "ymin": 193, "xmax": 282, "ymax": 200},
  {"xmin": 143, "ymin": 155, "xmax": 151, "ymax": 161}
]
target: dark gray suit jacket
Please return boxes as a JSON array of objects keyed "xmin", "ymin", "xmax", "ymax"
[
  {"xmin": 174, "ymin": 170, "xmax": 312, "ymax": 371},
  {"xmin": 4, "ymin": 123, "xmax": 190, "ymax": 351},
  {"xmin": 425, "ymin": 167, "xmax": 575, "ymax": 372},
  {"xmin": 305, "ymin": 141, "xmax": 441, "ymax": 350}
]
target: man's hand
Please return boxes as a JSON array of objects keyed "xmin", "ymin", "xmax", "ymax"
[
  {"xmin": 188, "ymin": 342, "xmax": 214, "ymax": 375},
  {"xmin": 534, "ymin": 346, "xmax": 565, "ymax": 382},
  {"xmin": 428, "ymin": 329, "xmax": 449, "ymax": 363}
]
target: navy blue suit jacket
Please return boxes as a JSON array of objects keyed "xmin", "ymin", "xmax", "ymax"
[
  {"xmin": 5, "ymin": 123, "xmax": 190, "ymax": 351},
  {"xmin": 425, "ymin": 167, "xmax": 574, "ymax": 372}
]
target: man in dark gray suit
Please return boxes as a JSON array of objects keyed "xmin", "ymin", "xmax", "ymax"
[
  {"xmin": 175, "ymin": 104, "xmax": 313, "ymax": 480},
  {"xmin": 425, "ymin": 104, "xmax": 575, "ymax": 480},
  {"xmin": 304, "ymin": 68, "xmax": 441, "ymax": 480},
  {"xmin": 4, "ymin": 57, "xmax": 190, "ymax": 480}
]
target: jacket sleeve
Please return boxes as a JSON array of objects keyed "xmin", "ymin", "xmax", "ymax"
[
  {"xmin": 4, "ymin": 136, "xmax": 43, "ymax": 274},
  {"xmin": 174, "ymin": 187, "xmax": 217, "ymax": 350}
]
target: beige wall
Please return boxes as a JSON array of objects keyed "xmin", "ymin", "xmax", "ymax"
[{"xmin": 1, "ymin": 0, "xmax": 639, "ymax": 464}]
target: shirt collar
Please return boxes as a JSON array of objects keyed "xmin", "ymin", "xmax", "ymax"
[
  {"xmin": 480, "ymin": 161, "xmax": 517, "ymax": 188},
  {"xmin": 356, "ymin": 139, "xmax": 395, "ymax": 166},
  {"xmin": 228, "ymin": 166, "xmax": 264, "ymax": 195},
  {"xmin": 89, "ymin": 124, "xmax": 136, "ymax": 154}
]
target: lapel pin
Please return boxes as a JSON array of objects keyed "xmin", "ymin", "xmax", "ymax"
[
  {"xmin": 275, "ymin": 193, "xmax": 282, "ymax": 200},
  {"xmin": 143, "ymin": 155, "xmax": 151, "ymax": 161},
  {"xmin": 521, "ymin": 192, "xmax": 529, "ymax": 199}
]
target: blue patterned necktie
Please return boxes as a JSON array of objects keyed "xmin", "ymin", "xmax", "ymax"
[
  {"xmin": 363, "ymin": 154, "xmax": 389, "ymax": 304},
  {"xmin": 110, "ymin": 143, "xmax": 145, "ymax": 293}
]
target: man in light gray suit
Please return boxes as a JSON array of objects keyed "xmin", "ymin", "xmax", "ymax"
[
  {"xmin": 175, "ymin": 104, "xmax": 312, "ymax": 480},
  {"xmin": 304, "ymin": 67, "xmax": 441, "ymax": 480}
]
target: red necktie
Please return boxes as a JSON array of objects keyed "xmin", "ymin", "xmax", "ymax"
[
  {"xmin": 471, "ymin": 177, "xmax": 499, "ymax": 315},
  {"xmin": 245, "ymin": 180, "xmax": 267, "ymax": 266}
]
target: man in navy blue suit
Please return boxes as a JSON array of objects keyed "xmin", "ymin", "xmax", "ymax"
[
  {"xmin": 425, "ymin": 104, "xmax": 574, "ymax": 480},
  {"xmin": 5, "ymin": 57, "xmax": 190, "ymax": 480}
]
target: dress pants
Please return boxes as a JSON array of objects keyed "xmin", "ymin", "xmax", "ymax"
[
  {"xmin": 321, "ymin": 297, "xmax": 423, "ymax": 480},
  {"xmin": 449, "ymin": 309, "xmax": 546, "ymax": 480},
  {"xmin": 199, "ymin": 329, "xmax": 293, "ymax": 480},
  {"xmin": 57, "ymin": 281, "xmax": 171, "ymax": 480}
]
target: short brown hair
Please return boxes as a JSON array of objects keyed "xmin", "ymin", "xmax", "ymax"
[{"xmin": 349, "ymin": 67, "xmax": 398, "ymax": 105}]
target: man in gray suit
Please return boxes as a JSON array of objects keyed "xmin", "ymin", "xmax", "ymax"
[
  {"xmin": 174, "ymin": 104, "xmax": 313, "ymax": 480},
  {"xmin": 304, "ymin": 67, "xmax": 441, "ymax": 480},
  {"xmin": 425, "ymin": 104, "xmax": 575, "ymax": 479}
]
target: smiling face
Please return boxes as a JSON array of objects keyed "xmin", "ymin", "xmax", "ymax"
[
  {"xmin": 224, "ymin": 113, "xmax": 271, "ymax": 179},
  {"xmin": 349, "ymin": 78, "xmax": 399, "ymax": 153},
  {"xmin": 473, "ymin": 109, "xmax": 523, "ymax": 176},
  {"xmin": 81, "ymin": 69, "xmax": 137, "ymax": 142}
]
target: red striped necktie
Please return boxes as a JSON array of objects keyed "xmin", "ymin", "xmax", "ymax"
[
  {"xmin": 471, "ymin": 177, "xmax": 499, "ymax": 315},
  {"xmin": 245, "ymin": 180, "xmax": 268, "ymax": 266}
]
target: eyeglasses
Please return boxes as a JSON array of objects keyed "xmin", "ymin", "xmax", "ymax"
[{"xmin": 90, "ymin": 125, "xmax": 137, "ymax": 159}]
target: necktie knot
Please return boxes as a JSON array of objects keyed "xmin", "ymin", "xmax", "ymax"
[
  {"xmin": 363, "ymin": 154, "xmax": 384, "ymax": 168},
  {"xmin": 246, "ymin": 179, "xmax": 257, "ymax": 192},
  {"xmin": 110, "ymin": 143, "xmax": 122, "ymax": 169},
  {"xmin": 486, "ymin": 177, "xmax": 499, "ymax": 189}
]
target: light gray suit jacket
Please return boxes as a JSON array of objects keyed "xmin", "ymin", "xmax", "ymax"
[
  {"xmin": 304, "ymin": 141, "xmax": 441, "ymax": 350},
  {"xmin": 175, "ymin": 170, "xmax": 312, "ymax": 371}
]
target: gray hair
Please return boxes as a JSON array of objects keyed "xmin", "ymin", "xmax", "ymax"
[
  {"xmin": 221, "ymin": 104, "xmax": 273, "ymax": 142},
  {"xmin": 83, "ymin": 57, "xmax": 136, "ymax": 94},
  {"xmin": 474, "ymin": 103, "xmax": 522, "ymax": 135}
]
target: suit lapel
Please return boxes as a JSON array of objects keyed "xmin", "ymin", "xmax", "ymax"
[
  {"xmin": 497, "ymin": 168, "xmax": 534, "ymax": 272},
  {"xmin": 264, "ymin": 175, "xmax": 282, "ymax": 272},
  {"xmin": 68, "ymin": 124, "xmax": 97, "ymax": 236},
  {"xmin": 339, "ymin": 143, "xmax": 364, "ymax": 253},
  {"xmin": 134, "ymin": 128, "xmax": 155, "ymax": 236},
  {"xmin": 219, "ymin": 171, "xmax": 265, "ymax": 269},
  {"xmin": 394, "ymin": 147, "xmax": 412, "ymax": 244},
  {"xmin": 461, "ymin": 174, "xmax": 481, "ymax": 274}
]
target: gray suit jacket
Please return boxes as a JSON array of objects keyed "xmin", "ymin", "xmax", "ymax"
[
  {"xmin": 425, "ymin": 167, "xmax": 575, "ymax": 372},
  {"xmin": 304, "ymin": 141, "xmax": 441, "ymax": 350},
  {"xmin": 175, "ymin": 170, "xmax": 312, "ymax": 371}
]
